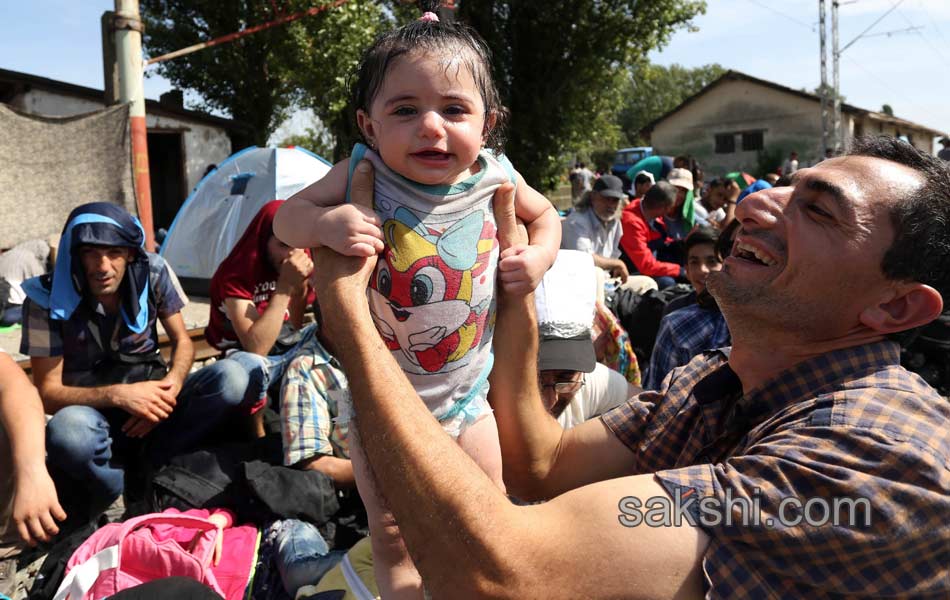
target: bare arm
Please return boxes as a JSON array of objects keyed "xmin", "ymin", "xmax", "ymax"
[
  {"xmin": 159, "ymin": 311, "xmax": 194, "ymax": 393},
  {"xmin": 0, "ymin": 353, "xmax": 66, "ymax": 545},
  {"xmin": 273, "ymin": 159, "xmax": 382, "ymax": 257},
  {"xmin": 313, "ymin": 162, "xmax": 707, "ymax": 598},
  {"xmin": 513, "ymin": 172, "xmax": 561, "ymax": 266}
]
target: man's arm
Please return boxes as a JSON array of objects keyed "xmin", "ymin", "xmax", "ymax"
[
  {"xmin": 619, "ymin": 213, "xmax": 682, "ymax": 278},
  {"xmin": 159, "ymin": 311, "xmax": 194, "ymax": 394},
  {"xmin": 313, "ymin": 162, "xmax": 707, "ymax": 597},
  {"xmin": 222, "ymin": 248, "xmax": 312, "ymax": 355},
  {"xmin": 0, "ymin": 353, "xmax": 66, "ymax": 545}
]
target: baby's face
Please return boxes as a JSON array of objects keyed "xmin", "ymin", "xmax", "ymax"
[{"xmin": 357, "ymin": 51, "xmax": 489, "ymax": 186}]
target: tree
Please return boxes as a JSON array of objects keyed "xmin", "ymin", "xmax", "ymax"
[
  {"xmin": 142, "ymin": 0, "xmax": 307, "ymax": 147},
  {"xmin": 459, "ymin": 1, "xmax": 706, "ymax": 191},
  {"xmin": 882, "ymin": 103, "xmax": 894, "ymax": 116},
  {"xmin": 618, "ymin": 62, "xmax": 725, "ymax": 146}
]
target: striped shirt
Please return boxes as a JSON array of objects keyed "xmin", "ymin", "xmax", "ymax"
[{"xmin": 602, "ymin": 340, "xmax": 950, "ymax": 598}]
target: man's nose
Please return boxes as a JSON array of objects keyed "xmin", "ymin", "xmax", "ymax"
[{"xmin": 734, "ymin": 186, "xmax": 789, "ymax": 230}]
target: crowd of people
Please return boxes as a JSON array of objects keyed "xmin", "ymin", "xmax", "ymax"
[{"xmin": 1, "ymin": 2, "xmax": 949, "ymax": 598}]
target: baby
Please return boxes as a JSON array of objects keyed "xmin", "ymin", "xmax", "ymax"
[{"xmin": 274, "ymin": 2, "xmax": 560, "ymax": 597}]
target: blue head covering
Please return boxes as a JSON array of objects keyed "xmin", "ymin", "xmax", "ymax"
[
  {"xmin": 738, "ymin": 179, "xmax": 773, "ymax": 203},
  {"xmin": 22, "ymin": 202, "xmax": 150, "ymax": 334}
]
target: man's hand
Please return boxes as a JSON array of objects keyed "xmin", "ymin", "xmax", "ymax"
[
  {"xmin": 12, "ymin": 465, "xmax": 67, "ymax": 546},
  {"xmin": 111, "ymin": 380, "xmax": 177, "ymax": 425},
  {"xmin": 277, "ymin": 248, "xmax": 314, "ymax": 295},
  {"xmin": 608, "ymin": 259, "xmax": 629, "ymax": 282},
  {"xmin": 493, "ymin": 182, "xmax": 530, "ymax": 280},
  {"xmin": 310, "ymin": 160, "xmax": 379, "ymax": 310}
]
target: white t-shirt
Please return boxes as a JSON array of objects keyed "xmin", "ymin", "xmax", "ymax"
[{"xmin": 556, "ymin": 363, "xmax": 631, "ymax": 429}]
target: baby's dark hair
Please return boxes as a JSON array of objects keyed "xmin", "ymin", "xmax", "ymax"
[{"xmin": 350, "ymin": 0, "xmax": 508, "ymax": 152}]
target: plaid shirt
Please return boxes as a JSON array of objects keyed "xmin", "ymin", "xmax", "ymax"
[
  {"xmin": 280, "ymin": 334, "xmax": 350, "ymax": 466},
  {"xmin": 643, "ymin": 304, "xmax": 730, "ymax": 391},
  {"xmin": 602, "ymin": 340, "xmax": 950, "ymax": 598},
  {"xmin": 20, "ymin": 253, "xmax": 186, "ymax": 383}
]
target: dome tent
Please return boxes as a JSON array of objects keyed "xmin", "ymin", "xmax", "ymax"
[{"xmin": 159, "ymin": 146, "xmax": 331, "ymax": 295}]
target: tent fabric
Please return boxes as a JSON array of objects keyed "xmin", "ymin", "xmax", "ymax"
[
  {"xmin": 0, "ymin": 103, "xmax": 135, "ymax": 248},
  {"xmin": 159, "ymin": 146, "xmax": 331, "ymax": 287}
]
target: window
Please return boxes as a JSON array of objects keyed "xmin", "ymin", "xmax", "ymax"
[
  {"xmin": 714, "ymin": 133, "xmax": 735, "ymax": 154},
  {"xmin": 742, "ymin": 130, "xmax": 764, "ymax": 151}
]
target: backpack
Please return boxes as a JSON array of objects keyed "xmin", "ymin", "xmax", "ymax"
[
  {"xmin": 608, "ymin": 285, "xmax": 693, "ymax": 366},
  {"xmin": 53, "ymin": 510, "xmax": 260, "ymax": 600}
]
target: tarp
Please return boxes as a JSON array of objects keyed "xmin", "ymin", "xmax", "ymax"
[
  {"xmin": 159, "ymin": 146, "xmax": 331, "ymax": 293},
  {"xmin": 0, "ymin": 103, "xmax": 135, "ymax": 248}
]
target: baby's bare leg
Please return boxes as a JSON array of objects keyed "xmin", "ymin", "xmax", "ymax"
[
  {"xmin": 457, "ymin": 412, "xmax": 506, "ymax": 493},
  {"xmin": 349, "ymin": 431, "xmax": 424, "ymax": 600}
]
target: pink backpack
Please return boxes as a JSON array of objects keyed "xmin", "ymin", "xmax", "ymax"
[{"xmin": 53, "ymin": 510, "xmax": 260, "ymax": 600}]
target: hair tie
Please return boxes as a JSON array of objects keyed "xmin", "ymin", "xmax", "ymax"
[{"xmin": 420, "ymin": 11, "xmax": 439, "ymax": 22}]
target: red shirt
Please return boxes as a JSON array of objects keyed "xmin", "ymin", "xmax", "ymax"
[{"xmin": 619, "ymin": 198, "xmax": 681, "ymax": 278}]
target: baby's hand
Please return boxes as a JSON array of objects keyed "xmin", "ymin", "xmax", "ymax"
[
  {"xmin": 498, "ymin": 243, "xmax": 551, "ymax": 296},
  {"xmin": 317, "ymin": 204, "xmax": 384, "ymax": 257}
]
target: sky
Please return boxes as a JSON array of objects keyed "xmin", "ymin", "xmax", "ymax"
[{"xmin": 1, "ymin": 1, "xmax": 947, "ymax": 149}]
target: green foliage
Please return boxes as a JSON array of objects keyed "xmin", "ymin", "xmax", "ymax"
[
  {"xmin": 280, "ymin": 120, "xmax": 335, "ymax": 158},
  {"xmin": 142, "ymin": 0, "xmax": 706, "ymax": 190},
  {"xmin": 881, "ymin": 103, "xmax": 894, "ymax": 116},
  {"xmin": 590, "ymin": 147, "xmax": 616, "ymax": 175},
  {"xmin": 141, "ymin": 0, "xmax": 308, "ymax": 147},
  {"xmin": 618, "ymin": 62, "xmax": 725, "ymax": 146},
  {"xmin": 282, "ymin": 0, "xmax": 392, "ymax": 160},
  {"xmin": 459, "ymin": 0, "xmax": 706, "ymax": 191},
  {"xmin": 755, "ymin": 146, "xmax": 785, "ymax": 178}
]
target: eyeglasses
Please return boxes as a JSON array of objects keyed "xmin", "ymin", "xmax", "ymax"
[{"xmin": 538, "ymin": 376, "xmax": 585, "ymax": 395}]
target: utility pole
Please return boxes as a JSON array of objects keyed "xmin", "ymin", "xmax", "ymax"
[
  {"xmin": 819, "ymin": 0, "xmax": 829, "ymax": 155},
  {"xmin": 114, "ymin": 0, "xmax": 155, "ymax": 251},
  {"xmin": 832, "ymin": 0, "xmax": 841, "ymax": 154}
]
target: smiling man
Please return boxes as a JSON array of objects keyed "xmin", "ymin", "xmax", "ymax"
[{"xmin": 311, "ymin": 137, "xmax": 950, "ymax": 598}]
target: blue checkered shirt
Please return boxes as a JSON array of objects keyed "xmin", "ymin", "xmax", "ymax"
[
  {"xmin": 602, "ymin": 340, "xmax": 950, "ymax": 598},
  {"xmin": 20, "ymin": 253, "xmax": 186, "ymax": 383},
  {"xmin": 643, "ymin": 303, "xmax": 730, "ymax": 391}
]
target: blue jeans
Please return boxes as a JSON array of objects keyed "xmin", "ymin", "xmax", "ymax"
[
  {"xmin": 653, "ymin": 276, "xmax": 677, "ymax": 290},
  {"xmin": 45, "ymin": 358, "xmax": 250, "ymax": 511},
  {"xmin": 275, "ymin": 519, "xmax": 345, "ymax": 596},
  {"xmin": 227, "ymin": 324, "xmax": 318, "ymax": 411}
]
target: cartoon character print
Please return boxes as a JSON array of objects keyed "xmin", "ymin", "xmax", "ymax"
[{"xmin": 368, "ymin": 206, "xmax": 496, "ymax": 374}]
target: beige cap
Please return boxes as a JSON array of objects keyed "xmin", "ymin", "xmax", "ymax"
[{"xmin": 667, "ymin": 168, "xmax": 694, "ymax": 190}]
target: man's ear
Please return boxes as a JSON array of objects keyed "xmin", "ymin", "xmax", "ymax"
[
  {"xmin": 859, "ymin": 282, "xmax": 944, "ymax": 334},
  {"xmin": 356, "ymin": 110, "xmax": 376, "ymax": 147}
]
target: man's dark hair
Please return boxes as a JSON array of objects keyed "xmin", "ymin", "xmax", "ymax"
[
  {"xmin": 849, "ymin": 136, "xmax": 950, "ymax": 302},
  {"xmin": 634, "ymin": 173, "xmax": 653, "ymax": 188},
  {"xmin": 642, "ymin": 181, "xmax": 676, "ymax": 210},
  {"xmin": 685, "ymin": 226, "xmax": 720, "ymax": 259}
]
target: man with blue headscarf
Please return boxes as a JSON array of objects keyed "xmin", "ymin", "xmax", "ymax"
[{"xmin": 20, "ymin": 202, "xmax": 250, "ymax": 516}]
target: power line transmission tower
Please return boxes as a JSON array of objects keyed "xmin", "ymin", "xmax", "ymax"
[{"xmin": 832, "ymin": 0, "xmax": 841, "ymax": 153}]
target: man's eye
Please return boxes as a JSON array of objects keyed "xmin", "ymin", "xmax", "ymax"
[{"xmin": 807, "ymin": 204, "xmax": 831, "ymax": 218}]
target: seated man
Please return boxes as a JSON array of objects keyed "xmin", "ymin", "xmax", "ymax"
[
  {"xmin": 561, "ymin": 174, "xmax": 630, "ymax": 282},
  {"xmin": 0, "ymin": 351, "xmax": 64, "ymax": 597},
  {"xmin": 619, "ymin": 181, "xmax": 685, "ymax": 289},
  {"xmin": 207, "ymin": 200, "xmax": 315, "ymax": 434},
  {"xmin": 21, "ymin": 203, "xmax": 249, "ymax": 516},
  {"xmin": 536, "ymin": 251, "xmax": 634, "ymax": 429},
  {"xmin": 644, "ymin": 227, "xmax": 729, "ymax": 390},
  {"xmin": 311, "ymin": 137, "xmax": 950, "ymax": 597}
]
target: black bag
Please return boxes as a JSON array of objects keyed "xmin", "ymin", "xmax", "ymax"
[{"xmin": 608, "ymin": 285, "xmax": 693, "ymax": 366}]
